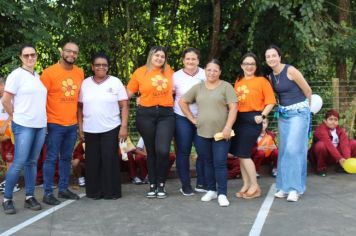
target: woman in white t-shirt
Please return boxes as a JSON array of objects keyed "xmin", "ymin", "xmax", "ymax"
[
  {"xmin": 78, "ymin": 52, "xmax": 128, "ymax": 200},
  {"xmin": 2, "ymin": 44, "xmax": 47, "ymax": 215},
  {"xmin": 173, "ymin": 48, "xmax": 206, "ymax": 196}
]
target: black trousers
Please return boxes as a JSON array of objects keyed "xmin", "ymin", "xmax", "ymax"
[
  {"xmin": 136, "ymin": 106, "xmax": 175, "ymax": 184},
  {"xmin": 84, "ymin": 126, "xmax": 121, "ymax": 199}
]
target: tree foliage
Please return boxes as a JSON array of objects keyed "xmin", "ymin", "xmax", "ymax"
[{"xmin": 0, "ymin": 0, "xmax": 355, "ymax": 85}]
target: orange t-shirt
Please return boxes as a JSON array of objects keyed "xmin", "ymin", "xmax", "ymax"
[
  {"xmin": 127, "ymin": 65, "xmax": 174, "ymax": 107},
  {"xmin": 41, "ymin": 63, "xmax": 84, "ymax": 125},
  {"xmin": 257, "ymin": 134, "xmax": 275, "ymax": 156},
  {"xmin": 235, "ymin": 76, "xmax": 276, "ymax": 112}
]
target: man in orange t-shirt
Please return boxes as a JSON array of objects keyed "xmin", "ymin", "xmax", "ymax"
[{"xmin": 41, "ymin": 42, "xmax": 84, "ymax": 205}]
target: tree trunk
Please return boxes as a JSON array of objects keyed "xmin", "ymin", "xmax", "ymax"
[
  {"xmin": 165, "ymin": 0, "xmax": 179, "ymax": 50},
  {"xmin": 336, "ymin": 0, "xmax": 349, "ymax": 82},
  {"xmin": 336, "ymin": 0, "xmax": 350, "ymax": 107},
  {"xmin": 124, "ymin": 1, "xmax": 131, "ymax": 82},
  {"xmin": 208, "ymin": 0, "xmax": 221, "ymax": 60}
]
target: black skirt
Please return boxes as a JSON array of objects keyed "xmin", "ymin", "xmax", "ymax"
[{"xmin": 230, "ymin": 111, "xmax": 262, "ymax": 158}]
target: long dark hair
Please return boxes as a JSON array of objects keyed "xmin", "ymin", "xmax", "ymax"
[
  {"xmin": 263, "ymin": 44, "xmax": 283, "ymax": 77},
  {"xmin": 266, "ymin": 44, "xmax": 282, "ymax": 57},
  {"xmin": 237, "ymin": 52, "xmax": 262, "ymax": 80}
]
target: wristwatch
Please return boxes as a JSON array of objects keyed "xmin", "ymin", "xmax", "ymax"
[{"xmin": 261, "ymin": 114, "xmax": 266, "ymax": 119}]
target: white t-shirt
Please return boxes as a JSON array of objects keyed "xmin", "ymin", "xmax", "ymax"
[
  {"xmin": 4, "ymin": 67, "xmax": 47, "ymax": 128},
  {"xmin": 173, "ymin": 68, "xmax": 206, "ymax": 117},
  {"xmin": 79, "ymin": 76, "xmax": 128, "ymax": 133},
  {"xmin": 137, "ymin": 137, "xmax": 145, "ymax": 149},
  {"xmin": 0, "ymin": 97, "xmax": 9, "ymax": 121},
  {"xmin": 330, "ymin": 129, "xmax": 339, "ymax": 147}
]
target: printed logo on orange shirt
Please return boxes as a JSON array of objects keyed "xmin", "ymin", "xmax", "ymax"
[
  {"xmin": 61, "ymin": 78, "xmax": 78, "ymax": 97},
  {"xmin": 236, "ymin": 85, "xmax": 249, "ymax": 101},
  {"xmin": 151, "ymin": 75, "xmax": 168, "ymax": 91}
]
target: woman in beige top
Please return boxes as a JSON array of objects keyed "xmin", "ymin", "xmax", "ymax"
[{"xmin": 179, "ymin": 59, "xmax": 237, "ymax": 207}]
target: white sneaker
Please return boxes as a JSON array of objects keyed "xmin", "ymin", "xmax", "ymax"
[
  {"xmin": 201, "ymin": 191, "xmax": 217, "ymax": 202},
  {"xmin": 287, "ymin": 191, "xmax": 299, "ymax": 202},
  {"xmin": 78, "ymin": 177, "xmax": 85, "ymax": 187},
  {"xmin": 0, "ymin": 182, "xmax": 21, "ymax": 193},
  {"xmin": 0, "ymin": 181, "xmax": 5, "ymax": 192},
  {"xmin": 195, "ymin": 185, "xmax": 208, "ymax": 193},
  {"xmin": 13, "ymin": 184, "xmax": 21, "ymax": 193},
  {"xmin": 272, "ymin": 168, "xmax": 277, "ymax": 177},
  {"xmin": 218, "ymin": 194, "xmax": 230, "ymax": 207},
  {"xmin": 274, "ymin": 190, "xmax": 287, "ymax": 198}
]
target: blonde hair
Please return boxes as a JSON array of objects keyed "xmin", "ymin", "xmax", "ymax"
[{"xmin": 145, "ymin": 46, "xmax": 167, "ymax": 72}]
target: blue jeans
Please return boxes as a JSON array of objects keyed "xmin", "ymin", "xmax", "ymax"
[
  {"xmin": 175, "ymin": 114, "xmax": 205, "ymax": 187},
  {"xmin": 276, "ymin": 107, "xmax": 310, "ymax": 194},
  {"xmin": 195, "ymin": 136, "xmax": 230, "ymax": 195},
  {"xmin": 43, "ymin": 123, "xmax": 77, "ymax": 195},
  {"xmin": 4, "ymin": 122, "xmax": 46, "ymax": 199}
]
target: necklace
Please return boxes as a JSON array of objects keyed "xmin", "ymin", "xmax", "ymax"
[
  {"xmin": 272, "ymin": 64, "xmax": 285, "ymax": 85},
  {"xmin": 273, "ymin": 73, "xmax": 281, "ymax": 85}
]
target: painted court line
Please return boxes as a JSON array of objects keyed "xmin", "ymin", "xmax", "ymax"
[
  {"xmin": 0, "ymin": 193, "xmax": 86, "ymax": 236},
  {"xmin": 249, "ymin": 183, "xmax": 276, "ymax": 236}
]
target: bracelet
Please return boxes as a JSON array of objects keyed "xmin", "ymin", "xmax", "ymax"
[{"xmin": 261, "ymin": 114, "xmax": 266, "ymax": 119}]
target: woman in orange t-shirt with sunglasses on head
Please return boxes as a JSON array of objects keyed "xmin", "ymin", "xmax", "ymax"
[
  {"xmin": 127, "ymin": 46, "xmax": 175, "ymax": 199},
  {"xmin": 230, "ymin": 52, "xmax": 276, "ymax": 200}
]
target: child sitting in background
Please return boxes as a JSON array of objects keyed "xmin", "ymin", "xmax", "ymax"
[
  {"xmin": 121, "ymin": 137, "xmax": 176, "ymax": 184},
  {"xmin": 309, "ymin": 109, "xmax": 356, "ymax": 176},
  {"xmin": 72, "ymin": 141, "xmax": 86, "ymax": 187},
  {"xmin": 36, "ymin": 145, "xmax": 59, "ymax": 188},
  {"xmin": 129, "ymin": 137, "xmax": 148, "ymax": 184},
  {"xmin": 227, "ymin": 153, "xmax": 241, "ymax": 179},
  {"xmin": 251, "ymin": 119, "xmax": 278, "ymax": 177},
  {"xmin": 0, "ymin": 77, "xmax": 19, "ymax": 193},
  {"xmin": 0, "ymin": 131, "xmax": 18, "ymax": 193},
  {"xmin": 118, "ymin": 137, "xmax": 148, "ymax": 185}
]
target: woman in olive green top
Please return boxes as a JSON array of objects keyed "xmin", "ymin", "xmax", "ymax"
[{"xmin": 179, "ymin": 59, "xmax": 237, "ymax": 207}]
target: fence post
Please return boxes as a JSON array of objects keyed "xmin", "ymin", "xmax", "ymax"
[{"xmin": 332, "ymin": 78, "xmax": 339, "ymax": 111}]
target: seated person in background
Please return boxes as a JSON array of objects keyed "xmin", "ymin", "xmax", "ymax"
[
  {"xmin": 251, "ymin": 119, "xmax": 278, "ymax": 177},
  {"xmin": 0, "ymin": 128, "xmax": 19, "ymax": 193},
  {"xmin": 126, "ymin": 137, "xmax": 148, "ymax": 185},
  {"xmin": 167, "ymin": 153, "xmax": 176, "ymax": 179},
  {"xmin": 123, "ymin": 137, "xmax": 176, "ymax": 184},
  {"xmin": 309, "ymin": 109, "xmax": 356, "ymax": 176},
  {"xmin": 227, "ymin": 153, "xmax": 241, "ymax": 179},
  {"xmin": 0, "ymin": 76, "xmax": 19, "ymax": 194},
  {"xmin": 72, "ymin": 141, "xmax": 86, "ymax": 187},
  {"xmin": 36, "ymin": 145, "xmax": 59, "ymax": 187}
]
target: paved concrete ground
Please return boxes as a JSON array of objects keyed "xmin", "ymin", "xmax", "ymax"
[{"xmin": 1, "ymin": 172, "xmax": 356, "ymax": 236}]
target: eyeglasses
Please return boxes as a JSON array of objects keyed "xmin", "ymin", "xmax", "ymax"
[
  {"xmin": 21, "ymin": 53, "xmax": 37, "ymax": 59},
  {"xmin": 241, "ymin": 62, "xmax": 256, "ymax": 66},
  {"xmin": 63, "ymin": 49, "xmax": 79, "ymax": 55},
  {"xmin": 94, "ymin": 64, "xmax": 109, "ymax": 68}
]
